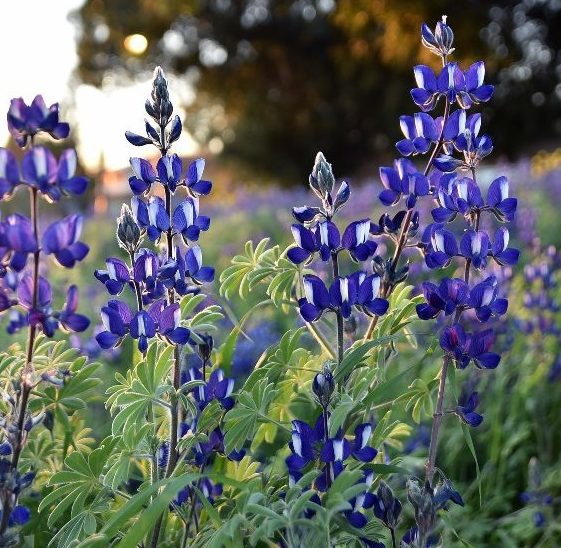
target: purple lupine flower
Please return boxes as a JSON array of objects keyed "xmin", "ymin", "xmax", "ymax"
[
  {"xmin": 133, "ymin": 249, "xmax": 159, "ymax": 293},
  {"xmin": 149, "ymin": 301, "xmax": 191, "ymax": 345},
  {"xmin": 396, "ymin": 113, "xmax": 439, "ymax": 156},
  {"xmin": 320, "ymin": 435, "xmax": 352, "ymax": 464},
  {"xmin": 185, "ymin": 158, "xmax": 212, "ymax": 197},
  {"xmin": 18, "ymin": 275, "xmax": 57, "ymax": 336},
  {"xmin": 459, "ymin": 230, "xmax": 489, "ymax": 270},
  {"xmin": 159, "ymin": 249, "xmax": 199, "ymax": 296},
  {"xmin": 411, "ymin": 63, "xmax": 465, "ymax": 112},
  {"xmin": 172, "ymin": 198, "xmax": 210, "ymax": 243},
  {"xmin": 329, "ymin": 275, "xmax": 360, "ymax": 318},
  {"xmin": 132, "ymin": 196, "xmax": 169, "ymax": 241},
  {"xmin": 315, "ymin": 220, "xmax": 340, "ymax": 261},
  {"xmin": 298, "ymin": 274, "xmax": 331, "ymax": 322},
  {"xmin": 379, "ymin": 159, "xmax": 429, "ymax": 208},
  {"xmin": 487, "ymin": 176, "xmax": 517, "ymax": 222},
  {"xmin": 432, "ymin": 176, "xmax": 483, "ymax": 223},
  {"xmin": 57, "ymin": 149, "xmax": 88, "ymax": 197},
  {"xmin": 344, "ymin": 471, "xmax": 376, "ymax": 528},
  {"xmin": 184, "ymin": 245, "xmax": 214, "ymax": 285},
  {"xmin": 94, "ymin": 258, "xmax": 131, "ymax": 295},
  {"xmin": 7, "ymin": 95, "xmax": 69, "ymax": 147},
  {"xmin": 0, "ymin": 148, "xmax": 20, "ymax": 199},
  {"xmin": 187, "ymin": 367, "xmax": 235, "ymax": 411},
  {"xmin": 287, "ymin": 224, "xmax": 319, "ymax": 264},
  {"xmin": 3, "ymin": 214, "xmax": 37, "ymax": 272},
  {"xmin": 459, "ymin": 62, "xmax": 494, "ymax": 108},
  {"xmin": 439, "ymin": 324, "xmax": 470, "ymax": 368},
  {"xmin": 351, "ymin": 424, "xmax": 377, "ymax": 462},
  {"xmin": 42, "ymin": 215, "xmax": 89, "ymax": 268},
  {"xmin": 96, "ymin": 300, "xmax": 133, "ymax": 349},
  {"xmin": 157, "ymin": 154, "xmax": 182, "ymax": 193},
  {"xmin": 285, "ymin": 416, "xmax": 324, "ymax": 472},
  {"xmin": 342, "ymin": 220, "xmax": 377, "ymax": 262},
  {"xmin": 421, "ymin": 17, "xmax": 454, "ymax": 57},
  {"xmin": 468, "ymin": 276, "xmax": 508, "ymax": 322},
  {"xmin": 455, "ymin": 392, "xmax": 483, "ymax": 427},
  {"xmin": 357, "ymin": 274, "xmax": 389, "ymax": 317},
  {"xmin": 466, "ymin": 329, "xmax": 501, "ymax": 369},
  {"xmin": 440, "ymin": 325, "xmax": 500, "ymax": 369},
  {"xmin": 128, "ymin": 157, "xmax": 157, "ymax": 195},
  {"xmin": 491, "ymin": 227, "xmax": 519, "ymax": 266},
  {"xmin": 58, "ymin": 286, "xmax": 90, "ymax": 333},
  {"xmin": 292, "ymin": 205, "xmax": 322, "ymax": 224},
  {"xmin": 21, "ymin": 146, "xmax": 59, "ymax": 202},
  {"xmin": 416, "ymin": 278, "xmax": 469, "ymax": 320},
  {"xmin": 436, "ymin": 115, "xmax": 493, "ymax": 172},
  {"xmin": 130, "ymin": 309, "xmax": 157, "ymax": 353},
  {"xmin": 422, "ymin": 224, "xmax": 458, "ymax": 268}
]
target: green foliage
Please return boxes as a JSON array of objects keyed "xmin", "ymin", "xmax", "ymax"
[{"xmin": 220, "ymin": 238, "xmax": 305, "ymax": 312}]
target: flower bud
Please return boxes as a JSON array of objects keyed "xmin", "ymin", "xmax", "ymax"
[
  {"xmin": 197, "ymin": 333, "xmax": 214, "ymax": 363},
  {"xmin": 117, "ymin": 205, "xmax": 142, "ymax": 252},
  {"xmin": 407, "ymin": 479, "xmax": 436, "ymax": 541},
  {"xmin": 309, "ymin": 152, "xmax": 335, "ymax": 199},
  {"xmin": 312, "ymin": 362, "xmax": 335, "ymax": 408},
  {"xmin": 150, "ymin": 67, "xmax": 173, "ymax": 127},
  {"xmin": 376, "ymin": 480, "xmax": 402, "ymax": 529}
]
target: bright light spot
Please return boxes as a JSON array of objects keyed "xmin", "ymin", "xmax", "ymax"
[
  {"xmin": 208, "ymin": 137, "xmax": 224, "ymax": 155},
  {"xmin": 124, "ymin": 34, "xmax": 148, "ymax": 55}
]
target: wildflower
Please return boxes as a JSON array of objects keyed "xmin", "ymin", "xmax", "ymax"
[
  {"xmin": 42, "ymin": 215, "xmax": 89, "ymax": 268},
  {"xmin": 455, "ymin": 392, "xmax": 483, "ymax": 427},
  {"xmin": 0, "ymin": 149, "xmax": 20, "ymax": 199},
  {"xmin": 421, "ymin": 16, "xmax": 455, "ymax": 57},
  {"xmin": 416, "ymin": 278, "xmax": 469, "ymax": 320},
  {"xmin": 342, "ymin": 220, "xmax": 377, "ymax": 262},
  {"xmin": 379, "ymin": 159, "xmax": 429, "ymax": 208},
  {"xmin": 128, "ymin": 157, "xmax": 157, "ymax": 195},
  {"xmin": 487, "ymin": 176, "xmax": 517, "ymax": 222},
  {"xmin": 7, "ymin": 95, "xmax": 69, "ymax": 147},
  {"xmin": 94, "ymin": 258, "xmax": 131, "ymax": 295},
  {"xmin": 468, "ymin": 277, "xmax": 508, "ymax": 322},
  {"xmin": 172, "ymin": 198, "xmax": 210, "ymax": 243}
]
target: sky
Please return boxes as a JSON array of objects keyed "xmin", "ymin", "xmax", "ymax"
[{"xmin": 0, "ymin": 0, "xmax": 198, "ymax": 171}]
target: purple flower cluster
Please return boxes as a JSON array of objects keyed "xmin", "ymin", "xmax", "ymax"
[
  {"xmin": 95, "ymin": 68, "xmax": 214, "ymax": 354},
  {"xmin": 400, "ymin": 17, "xmax": 518, "ymax": 424},
  {"xmin": 174, "ymin": 337, "xmax": 244, "ymax": 509},
  {"xmin": 362, "ymin": 16, "xmax": 517, "ymax": 544},
  {"xmin": 288, "ymin": 152, "xmax": 389, "ymax": 332},
  {"xmin": 0, "ymin": 96, "xmax": 90, "ymax": 543},
  {"xmin": 285, "ymin": 411, "xmax": 378, "ymax": 528}
]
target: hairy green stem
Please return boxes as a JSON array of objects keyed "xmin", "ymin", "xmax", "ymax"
[{"xmin": 0, "ymin": 186, "xmax": 40, "ymax": 537}]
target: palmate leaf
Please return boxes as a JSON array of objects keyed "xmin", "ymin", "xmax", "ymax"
[
  {"xmin": 223, "ymin": 378, "xmax": 281, "ymax": 453},
  {"xmin": 106, "ymin": 341, "xmax": 174, "ymax": 436},
  {"xmin": 219, "ymin": 238, "xmax": 278, "ymax": 299}
]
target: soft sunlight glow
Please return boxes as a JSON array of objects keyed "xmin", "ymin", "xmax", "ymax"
[
  {"xmin": 124, "ymin": 33, "xmax": 148, "ymax": 55},
  {"xmin": 0, "ymin": 2, "xmax": 200, "ymax": 172}
]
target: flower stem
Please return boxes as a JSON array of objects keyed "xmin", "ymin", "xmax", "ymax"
[
  {"xmin": 0, "ymin": 187, "xmax": 40, "ymax": 537},
  {"xmin": 390, "ymin": 527, "xmax": 398, "ymax": 548},
  {"xmin": 425, "ymin": 205, "xmax": 479, "ymax": 485},
  {"xmin": 150, "ymin": 179, "xmax": 181, "ymax": 548}
]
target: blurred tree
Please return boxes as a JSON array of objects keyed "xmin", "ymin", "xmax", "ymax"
[{"xmin": 72, "ymin": 0, "xmax": 561, "ymax": 183}]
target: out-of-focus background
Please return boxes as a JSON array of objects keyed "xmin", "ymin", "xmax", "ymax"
[{"xmin": 4, "ymin": 4, "xmax": 561, "ymax": 543}]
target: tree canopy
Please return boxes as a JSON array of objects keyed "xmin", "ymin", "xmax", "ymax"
[{"xmin": 73, "ymin": 0, "xmax": 561, "ymax": 183}]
